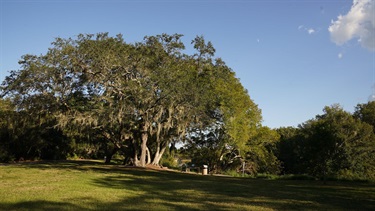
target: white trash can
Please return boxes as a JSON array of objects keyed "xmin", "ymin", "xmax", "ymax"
[{"xmin": 202, "ymin": 165, "xmax": 208, "ymax": 175}]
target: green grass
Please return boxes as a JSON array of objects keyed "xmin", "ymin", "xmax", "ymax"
[{"xmin": 0, "ymin": 160, "xmax": 374, "ymax": 210}]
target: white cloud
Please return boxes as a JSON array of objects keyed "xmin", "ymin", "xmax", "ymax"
[
  {"xmin": 338, "ymin": 53, "xmax": 343, "ymax": 59},
  {"xmin": 328, "ymin": 0, "xmax": 375, "ymax": 51},
  {"xmin": 298, "ymin": 25, "xmax": 317, "ymax": 35}
]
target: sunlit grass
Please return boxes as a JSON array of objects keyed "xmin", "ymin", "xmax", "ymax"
[{"xmin": 0, "ymin": 160, "xmax": 374, "ymax": 210}]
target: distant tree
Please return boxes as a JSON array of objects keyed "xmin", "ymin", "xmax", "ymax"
[
  {"xmin": 301, "ymin": 105, "xmax": 375, "ymax": 180},
  {"xmin": 275, "ymin": 127, "xmax": 304, "ymax": 174},
  {"xmin": 354, "ymin": 101, "xmax": 375, "ymax": 132},
  {"xmin": 246, "ymin": 126, "xmax": 280, "ymax": 175},
  {"xmin": 0, "ymin": 99, "xmax": 14, "ymax": 162}
]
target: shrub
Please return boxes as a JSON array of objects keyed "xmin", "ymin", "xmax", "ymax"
[{"xmin": 0, "ymin": 148, "xmax": 14, "ymax": 163}]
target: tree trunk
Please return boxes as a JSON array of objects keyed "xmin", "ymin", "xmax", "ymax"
[
  {"xmin": 152, "ymin": 142, "xmax": 161, "ymax": 165},
  {"xmin": 132, "ymin": 139, "xmax": 140, "ymax": 166},
  {"xmin": 146, "ymin": 147, "xmax": 151, "ymax": 165},
  {"xmin": 152, "ymin": 143, "xmax": 168, "ymax": 166},
  {"xmin": 133, "ymin": 154, "xmax": 140, "ymax": 166},
  {"xmin": 105, "ymin": 147, "xmax": 118, "ymax": 164},
  {"xmin": 139, "ymin": 123, "xmax": 149, "ymax": 167}
]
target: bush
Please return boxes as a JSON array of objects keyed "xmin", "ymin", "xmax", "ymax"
[
  {"xmin": 161, "ymin": 155, "xmax": 177, "ymax": 168},
  {"xmin": 256, "ymin": 174, "xmax": 279, "ymax": 180},
  {"xmin": 0, "ymin": 148, "xmax": 14, "ymax": 163},
  {"xmin": 222, "ymin": 170, "xmax": 242, "ymax": 177},
  {"xmin": 336, "ymin": 169, "xmax": 373, "ymax": 182},
  {"xmin": 222, "ymin": 170, "xmax": 254, "ymax": 177}
]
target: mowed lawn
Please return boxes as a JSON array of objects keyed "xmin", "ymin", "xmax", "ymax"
[{"xmin": 0, "ymin": 160, "xmax": 374, "ymax": 210}]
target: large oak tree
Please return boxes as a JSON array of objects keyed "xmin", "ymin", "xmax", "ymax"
[{"xmin": 1, "ymin": 33, "xmax": 262, "ymax": 167}]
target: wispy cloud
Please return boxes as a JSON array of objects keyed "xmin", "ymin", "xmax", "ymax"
[
  {"xmin": 298, "ymin": 25, "xmax": 316, "ymax": 35},
  {"xmin": 328, "ymin": 0, "xmax": 375, "ymax": 51},
  {"xmin": 338, "ymin": 53, "xmax": 343, "ymax": 59}
]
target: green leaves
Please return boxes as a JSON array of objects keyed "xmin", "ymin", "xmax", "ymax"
[
  {"xmin": 192, "ymin": 35, "xmax": 215, "ymax": 58},
  {"xmin": 277, "ymin": 104, "xmax": 375, "ymax": 180},
  {"xmin": 354, "ymin": 101, "xmax": 375, "ymax": 132},
  {"xmin": 0, "ymin": 32, "xmax": 263, "ymax": 167}
]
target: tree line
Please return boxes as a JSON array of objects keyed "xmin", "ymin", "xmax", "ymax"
[
  {"xmin": 1, "ymin": 33, "xmax": 374, "ymax": 181},
  {"xmin": 276, "ymin": 103, "xmax": 375, "ymax": 181}
]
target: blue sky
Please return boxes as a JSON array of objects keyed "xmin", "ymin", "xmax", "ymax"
[{"xmin": 1, "ymin": 0, "xmax": 374, "ymax": 128}]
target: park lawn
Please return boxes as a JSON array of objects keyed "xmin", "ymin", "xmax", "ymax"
[{"xmin": 0, "ymin": 160, "xmax": 374, "ymax": 210}]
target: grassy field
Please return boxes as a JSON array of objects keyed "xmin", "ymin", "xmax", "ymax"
[{"xmin": 0, "ymin": 160, "xmax": 374, "ymax": 210}]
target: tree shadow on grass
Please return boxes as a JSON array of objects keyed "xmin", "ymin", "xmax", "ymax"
[
  {"xmin": 2, "ymin": 160, "xmax": 375, "ymax": 210},
  {"xmin": 90, "ymin": 171, "xmax": 375, "ymax": 210},
  {"xmin": 0, "ymin": 200, "xmax": 83, "ymax": 211},
  {"xmin": 3, "ymin": 159, "xmax": 133, "ymax": 175}
]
